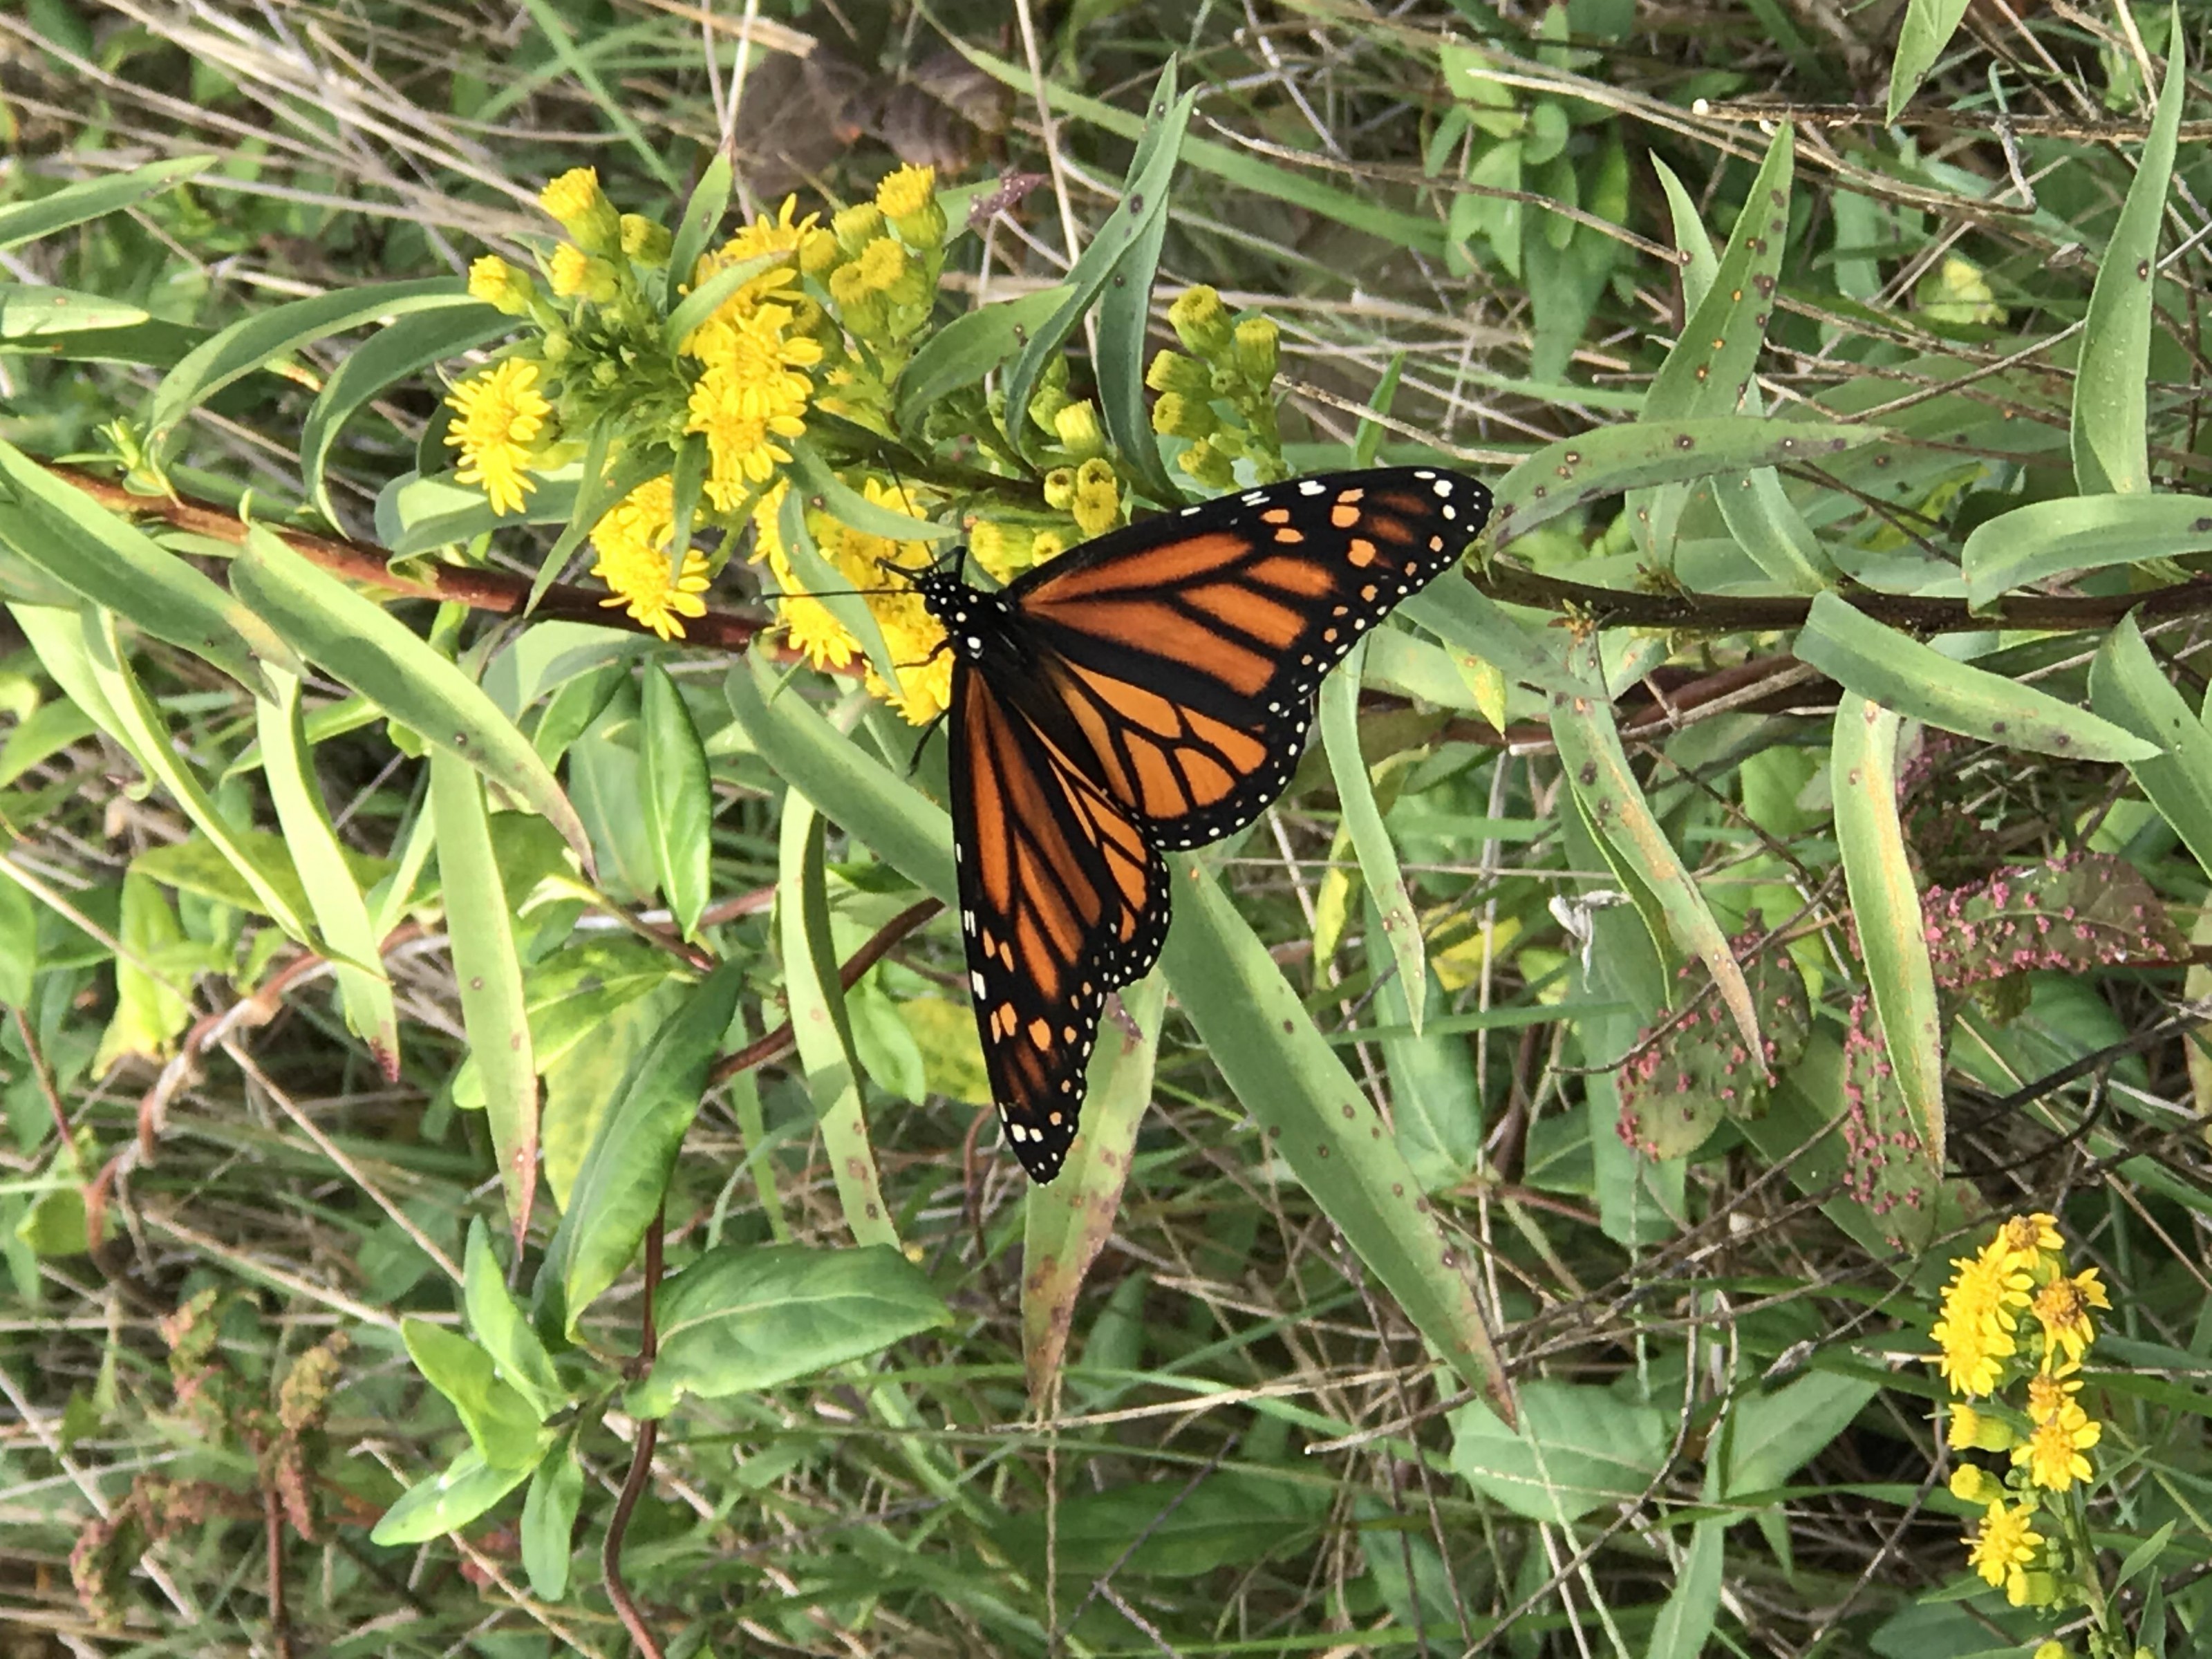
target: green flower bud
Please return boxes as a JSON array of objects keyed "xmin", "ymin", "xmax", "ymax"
[
  {"xmin": 832, "ymin": 202, "xmax": 885, "ymax": 257},
  {"xmin": 1151, "ymin": 391, "xmax": 1217, "ymax": 441},
  {"xmin": 1178, "ymin": 438, "xmax": 1235, "ymax": 491},
  {"xmin": 1053, "ymin": 400, "xmax": 1105, "ymax": 460},
  {"xmin": 1233, "ymin": 316, "xmax": 1280, "ymax": 386},
  {"xmin": 619, "ymin": 214, "xmax": 673, "ymax": 266},
  {"xmin": 1145, "ymin": 348, "xmax": 1212, "ymax": 397}
]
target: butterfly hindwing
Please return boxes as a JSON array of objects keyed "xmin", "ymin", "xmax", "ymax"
[
  {"xmin": 1004, "ymin": 467, "xmax": 1491, "ymax": 847},
  {"xmin": 947, "ymin": 659, "xmax": 1169, "ymax": 1181}
]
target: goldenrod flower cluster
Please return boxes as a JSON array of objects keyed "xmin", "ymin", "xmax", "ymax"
[
  {"xmin": 1931, "ymin": 1212, "xmax": 2114, "ymax": 1613},
  {"xmin": 1146, "ymin": 285, "xmax": 1285, "ymax": 490},
  {"xmin": 443, "ymin": 165, "xmax": 1286, "ymax": 731}
]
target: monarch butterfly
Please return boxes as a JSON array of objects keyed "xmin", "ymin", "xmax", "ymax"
[{"xmin": 917, "ymin": 467, "xmax": 1494, "ymax": 1181}]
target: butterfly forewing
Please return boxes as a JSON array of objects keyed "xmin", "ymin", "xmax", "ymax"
[
  {"xmin": 1006, "ymin": 467, "xmax": 1490, "ymax": 847},
  {"xmin": 948, "ymin": 661, "xmax": 1169, "ymax": 1181}
]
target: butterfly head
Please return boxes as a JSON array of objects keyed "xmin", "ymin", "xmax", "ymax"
[{"xmin": 912, "ymin": 549, "xmax": 1017, "ymax": 666}]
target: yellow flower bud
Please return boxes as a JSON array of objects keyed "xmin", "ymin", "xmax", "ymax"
[
  {"xmin": 539, "ymin": 167, "xmax": 621, "ymax": 258},
  {"xmin": 1178, "ymin": 438, "xmax": 1235, "ymax": 491},
  {"xmin": 619, "ymin": 214, "xmax": 672, "ymax": 265},
  {"xmin": 1947, "ymin": 1464, "xmax": 2002, "ymax": 1506},
  {"xmin": 2006, "ymin": 1570, "xmax": 2059, "ymax": 1608},
  {"xmin": 968, "ymin": 518, "xmax": 1030, "ymax": 582},
  {"xmin": 1053, "ymin": 400, "xmax": 1105, "ymax": 460},
  {"xmin": 467, "ymin": 256, "xmax": 534, "ymax": 316},
  {"xmin": 1042, "ymin": 467, "xmax": 1077, "ymax": 512},
  {"xmin": 1145, "ymin": 348, "xmax": 1212, "ymax": 398},
  {"xmin": 2031, "ymin": 1643, "xmax": 2066, "ymax": 1659},
  {"xmin": 1029, "ymin": 529, "xmax": 1068, "ymax": 564},
  {"xmin": 1071, "ymin": 457, "xmax": 1120, "ymax": 538},
  {"xmin": 1944, "ymin": 1404, "xmax": 2016, "ymax": 1454},
  {"xmin": 876, "ymin": 163, "xmax": 947, "ymax": 246},
  {"xmin": 832, "ymin": 201, "xmax": 885, "ymax": 256},
  {"xmin": 828, "ymin": 262, "xmax": 888, "ymax": 339},
  {"xmin": 1151, "ymin": 391, "xmax": 1217, "ymax": 441},
  {"xmin": 1233, "ymin": 316, "xmax": 1280, "ymax": 386},
  {"xmin": 799, "ymin": 227, "xmax": 841, "ymax": 276},
  {"xmin": 1168, "ymin": 283, "xmax": 1235, "ymax": 359},
  {"xmin": 548, "ymin": 244, "xmax": 619, "ymax": 304}
]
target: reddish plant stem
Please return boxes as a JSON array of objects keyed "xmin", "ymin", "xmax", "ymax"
[
  {"xmin": 706, "ymin": 899, "xmax": 944, "ymax": 1088},
  {"xmin": 603, "ymin": 1202, "xmax": 668, "ymax": 1659}
]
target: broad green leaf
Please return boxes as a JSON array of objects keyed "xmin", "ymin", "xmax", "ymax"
[
  {"xmin": 543, "ymin": 969, "xmax": 688, "ymax": 1211},
  {"xmin": 429, "ymin": 753, "xmax": 538, "ymax": 1233},
  {"xmin": 301, "ymin": 303, "xmax": 512, "ymax": 524},
  {"xmin": 1000, "ymin": 63, "xmax": 1194, "ymax": 462},
  {"xmin": 520, "ymin": 1430, "xmax": 585, "ymax": 1601},
  {"xmin": 1550, "ymin": 644, "xmax": 1763, "ymax": 1059},
  {"xmin": 1719, "ymin": 1370, "xmax": 1879, "ymax": 1499},
  {"xmin": 145, "ymin": 278, "xmax": 467, "ymax": 465},
  {"xmin": 259, "ymin": 667, "xmax": 398, "ymax": 1071},
  {"xmin": 1322, "ymin": 641, "xmax": 1424, "ymax": 1030},
  {"xmin": 1831, "ymin": 695, "xmax": 1944, "ymax": 1169},
  {"xmin": 1398, "ymin": 581, "xmax": 1578, "ymax": 697},
  {"xmin": 370, "ymin": 1445, "xmax": 543, "ymax": 1546},
  {"xmin": 0, "ymin": 156, "xmax": 213, "ymax": 250},
  {"xmin": 1450, "ymin": 1379, "xmax": 1669, "ymax": 1524},
  {"xmin": 93, "ymin": 872, "xmax": 194, "ymax": 1077},
  {"xmin": 544, "ymin": 960, "xmax": 742, "ymax": 1335},
  {"xmin": 639, "ymin": 661, "xmax": 712, "ymax": 939},
  {"xmin": 0, "ymin": 696, "xmax": 97, "ymax": 789},
  {"xmin": 1793, "ymin": 591, "xmax": 2157, "ymax": 762},
  {"xmin": 894, "ymin": 285, "xmax": 1076, "ymax": 439},
  {"xmin": 400, "ymin": 1318, "xmax": 543, "ymax": 1468},
  {"xmin": 997, "ymin": 1472, "xmax": 1327, "ymax": 1580},
  {"xmin": 1365, "ymin": 897, "xmax": 1482, "ymax": 1192},
  {"xmin": 2088, "ymin": 612, "xmax": 2212, "ymax": 878},
  {"xmin": 0, "ymin": 440, "xmax": 289, "ymax": 688},
  {"xmin": 626, "ymin": 1242, "xmax": 952, "ymax": 1417},
  {"xmin": 1965, "ymin": 494, "xmax": 2212, "ymax": 610},
  {"xmin": 779, "ymin": 796, "xmax": 895, "ymax": 1248},
  {"xmin": 232, "ymin": 526, "xmax": 591, "ymax": 870},
  {"xmin": 129, "ymin": 830, "xmax": 388, "ymax": 920},
  {"xmin": 1491, "ymin": 418, "xmax": 1888, "ymax": 549},
  {"xmin": 1163, "ymin": 860, "xmax": 1512, "ymax": 1415},
  {"xmin": 1886, "ymin": 0, "xmax": 1971, "ymax": 120},
  {"xmin": 1091, "ymin": 101, "xmax": 1185, "ymax": 506},
  {"xmin": 2072, "ymin": 19, "xmax": 2184, "ymax": 496},
  {"xmin": 462, "ymin": 1219, "xmax": 566, "ymax": 1421},
  {"xmin": 1022, "ymin": 973, "xmax": 1165, "ymax": 1405},
  {"xmin": 0, "ymin": 874, "xmax": 35, "ymax": 1005}
]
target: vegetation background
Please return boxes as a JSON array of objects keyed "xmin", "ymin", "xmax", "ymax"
[{"xmin": 0, "ymin": 0, "xmax": 2208, "ymax": 1656}]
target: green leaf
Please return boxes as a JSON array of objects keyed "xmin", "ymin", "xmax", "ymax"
[
  {"xmin": 1965, "ymin": 493, "xmax": 2212, "ymax": 610},
  {"xmin": 773, "ymin": 473, "xmax": 904, "ymax": 698},
  {"xmin": 638, "ymin": 662, "xmax": 712, "ymax": 940},
  {"xmin": 462, "ymin": 1219, "xmax": 566, "ymax": 1421},
  {"xmin": 1364, "ymin": 898, "xmax": 1482, "ymax": 1193},
  {"xmin": 0, "ymin": 873, "xmax": 36, "ymax": 1006},
  {"xmin": 1398, "ymin": 581, "xmax": 1578, "ymax": 697},
  {"xmin": 2088, "ymin": 612, "xmax": 2212, "ymax": 878},
  {"xmin": 145, "ymin": 278, "xmax": 467, "ymax": 465},
  {"xmin": 1021, "ymin": 973, "xmax": 1165, "ymax": 1405},
  {"xmin": 520, "ymin": 1431, "xmax": 585, "ymax": 1601},
  {"xmin": 0, "ymin": 156, "xmax": 214, "ymax": 250},
  {"xmin": 1793, "ymin": 591, "xmax": 2157, "ymax": 762},
  {"xmin": 1163, "ymin": 861, "xmax": 1512, "ymax": 1414},
  {"xmin": 369, "ymin": 1444, "xmax": 543, "ymax": 1546},
  {"xmin": 664, "ymin": 153, "xmax": 733, "ymax": 312},
  {"xmin": 1450, "ymin": 1379, "xmax": 1669, "ymax": 1524},
  {"xmin": 1000, "ymin": 1472, "xmax": 1326, "ymax": 1580},
  {"xmin": 258, "ymin": 666, "xmax": 398, "ymax": 1070},
  {"xmin": 1886, "ymin": 0, "xmax": 1971, "ymax": 120},
  {"xmin": 127, "ymin": 830, "xmax": 387, "ymax": 921},
  {"xmin": 301, "ymin": 303, "xmax": 512, "ymax": 525},
  {"xmin": 93, "ymin": 872, "xmax": 194, "ymax": 1077},
  {"xmin": 1321, "ymin": 641, "xmax": 1423, "ymax": 1031},
  {"xmin": 894, "ymin": 285, "xmax": 1075, "ymax": 440},
  {"xmin": 1719, "ymin": 1370, "xmax": 1878, "ymax": 1497},
  {"xmin": 625, "ymin": 1242, "xmax": 952, "ymax": 1417},
  {"xmin": 779, "ymin": 796, "xmax": 895, "ymax": 1248},
  {"xmin": 785, "ymin": 436, "xmax": 955, "ymax": 543},
  {"xmin": 1000, "ymin": 62, "xmax": 1195, "ymax": 465},
  {"xmin": 1644, "ymin": 1519, "xmax": 1725, "ymax": 1659},
  {"xmin": 429, "ymin": 753, "xmax": 538, "ymax": 1231},
  {"xmin": 1091, "ymin": 156, "xmax": 1184, "ymax": 506},
  {"xmin": 232, "ymin": 526, "xmax": 592, "ymax": 872},
  {"xmin": 0, "ymin": 285, "xmax": 149, "ymax": 340},
  {"xmin": 545, "ymin": 961, "xmax": 742, "ymax": 1335},
  {"xmin": 1549, "ymin": 644, "xmax": 1764, "ymax": 1059},
  {"xmin": 661, "ymin": 250, "xmax": 787, "ymax": 354},
  {"xmin": 2073, "ymin": 19, "xmax": 2185, "ymax": 496},
  {"xmin": 400, "ymin": 1317, "xmax": 544, "ymax": 1468},
  {"xmin": 1831, "ymin": 695, "xmax": 1944, "ymax": 1170},
  {"xmin": 1490, "ymin": 418, "xmax": 1888, "ymax": 550},
  {"xmin": 0, "ymin": 440, "xmax": 290, "ymax": 688}
]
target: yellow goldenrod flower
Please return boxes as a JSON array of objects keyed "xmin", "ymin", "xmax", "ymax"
[
  {"xmin": 1989, "ymin": 1212, "xmax": 2063, "ymax": 1271},
  {"xmin": 865, "ymin": 610, "xmax": 953, "ymax": 724},
  {"xmin": 547, "ymin": 243, "xmax": 619, "ymax": 304},
  {"xmin": 620, "ymin": 214, "xmax": 672, "ymax": 265},
  {"xmin": 2031, "ymin": 1267, "xmax": 2108, "ymax": 1371},
  {"xmin": 2014, "ymin": 1401, "xmax": 2100, "ymax": 1492},
  {"xmin": 588, "ymin": 476, "xmax": 713, "ymax": 640},
  {"xmin": 446, "ymin": 358, "xmax": 550, "ymax": 517},
  {"xmin": 1965, "ymin": 1497, "xmax": 2042, "ymax": 1594},
  {"xmin": 1041, "ymin": 467, "xmax": 1077, "ymax": 512},
  {"xmin": 467, "ymin": 256, "xmax": 534, "ymax": 316},
  {"xmin": 1919, "ymin": 255, "xmax": 2007, "ymax": 326},
  {"xmin": 966, "ymin": 518, "xmax": 1029, "ymax": 584},
  {"xmin": 540, "ymin": 167, "xmax": 621, "ymax": 257},
  {"xmin": 2007, "ymin": 1569, "xmax": 2059, "ymax": 1609},
  {"xmin": 2023, "ymin": 1368, "xmax": 2082, "ymax": 1426},
  {"xmin": 877, "ymin": 162, "xmax": 937, "ymax": 225},
  {"xmin": 1233, "ymin": 315, "xmax": 1280, "ymax": 386},
  {"xmin": 1931, "ymin": 1241, "xmax": 2032, "ymax": 1398},
  {"xmin": 2032, "ymin": 1642, "xmax": 2066, "ymax": 1659},
  {"xmin": 854, "ymin": 235, "xmax": 924, "ymax": 308},
  {"xmin": 1071, "ymin": 457, "xmax": 1120, "ymax": 538},
  {"xmin": 1168, "ymin": 284, "xmax": 1235, "ymax": 359},
  {"xmin": 684, "ymin": 304, "xmax": 820, "ymax": 512}
]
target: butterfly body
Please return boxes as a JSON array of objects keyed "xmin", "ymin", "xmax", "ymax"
[{"xmin": 921, "ymin": 467, "xmax": 1494, "ymax": 1181}]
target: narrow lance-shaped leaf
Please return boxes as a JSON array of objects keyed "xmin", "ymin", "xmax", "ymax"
[
  {"xmin": 639, "ymin": 661, "xmax": 712, "ymax": 940},
  {"xmin": 2072, "ymin": 12, "xmax": 2185, "ymax": 498},
  {"xmin": 1886, "ymin": 0, "xmax": 1973, "ymax": 120},
  {"xmin": 258, "ymin": 666, "xmax": 400, "ymax": 1076},
  {"xmin": 0, "ymin": 156, "xmax": 214, "ymax": 250},
  {"xmin": 1965, "ymin": 493, "xmax": 2212, "ymax": 611},
  {"xmin": 1830, "ymin": 694, "xmax": 1944, "ymax": 1170},
  {"xmin": 429, "ymin": 751, "xmax": 539, "ymax": 1239},
  {"xmin": 778, "ymin": 795, "xmax": 897, "ymax": 1249},
  {"xmin": 2088, "ymin": 612, "xmax": 2212, "ymax": 879},
  {"xmin": 1321, "ymin": 641, "xmax": 1424, "ymax": 1033}
]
